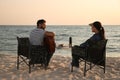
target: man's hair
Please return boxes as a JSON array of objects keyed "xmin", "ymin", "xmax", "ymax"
[{"xmin": 37, "ymin": 19, "xmax": 46, "ymax": 26}]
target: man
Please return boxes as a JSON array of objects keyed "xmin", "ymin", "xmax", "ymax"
[{"xmin": 29, "ymin": 19, "xmax": 55, "ymax": 66}]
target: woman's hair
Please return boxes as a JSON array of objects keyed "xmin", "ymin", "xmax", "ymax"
[
  {"xmin": 92, "ymin": 21, "xmax": 106, "ymax": 40},
  {"xmin": 37, "ymin": 19, "xmax": 46, "ymax": 27}
]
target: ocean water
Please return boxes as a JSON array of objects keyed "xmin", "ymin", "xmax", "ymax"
[{"xmin": 0, "ymin": 25, "xmax": 120, "ymax": 57}]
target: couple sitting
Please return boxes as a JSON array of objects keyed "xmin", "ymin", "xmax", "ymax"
[{"xmin": 29, "ymin": 19, "xmax": 106, "ymax": 69}]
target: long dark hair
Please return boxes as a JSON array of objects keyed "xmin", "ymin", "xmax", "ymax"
[{"xmin": 93, "ymin": 21, "xmax": 105, "ymax": 40}]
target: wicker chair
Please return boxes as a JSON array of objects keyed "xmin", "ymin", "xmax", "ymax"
[
  {"xmin": 17, "ymin": 36, "xmax": 48, "ymax": 73},
  {"xmin": 71, "ymin": 39, "xmax": 108, "ymax": 76}
]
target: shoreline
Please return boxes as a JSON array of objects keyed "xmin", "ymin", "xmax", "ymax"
[{"xmin": 0, "ymin": 54, "xmax": 120, "ymax": 80}]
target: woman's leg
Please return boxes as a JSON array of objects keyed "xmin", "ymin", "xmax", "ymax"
[{"xmin": 71, "ymin": 46, "xmax": 85, "ymax": 68}]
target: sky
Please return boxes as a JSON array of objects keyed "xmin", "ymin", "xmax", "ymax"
[{"xmin": 0, "ymin": 0, "xmax": 120, "ymax": 25}]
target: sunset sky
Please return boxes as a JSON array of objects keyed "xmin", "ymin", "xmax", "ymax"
[{"xmin": 0, "ymin": 0, "xmax": 120, "ymax": 25}]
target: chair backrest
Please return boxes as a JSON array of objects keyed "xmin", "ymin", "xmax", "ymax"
[
  {"xmin": 17, "ymin": 36, "xmax": 48, "ymax": 64},
  {"xmin": 29, "ymin": 45, "xmax": 48, "ymax": 64},
  {"xmin": 87, "ymin": 39, "xmax": 108, "ymax": 62},
  {"xmin": 17, "ymin": 36, "xmax": 29, "ymax": 58}
]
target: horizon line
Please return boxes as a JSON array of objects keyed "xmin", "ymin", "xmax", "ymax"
[{"xmin": 0, "ymin": 24, "xmax": 120, "ymax": 26}]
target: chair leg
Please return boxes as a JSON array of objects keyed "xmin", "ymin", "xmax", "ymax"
[
  {"xmin": 17, "ymin": 55, "xmax": 19, "ymax": 69},
  {"xmin": 104, "ymin": 64, "xmax": 105, "ymax": 73},
  {"xmin": 84, "ymin": 60, "xmax": 86, "ymax": 76},
  {"xmin": 90, "ymin": 62, "xmax": 92, "ymax": 70},
  {"xmin": 104, "ymin": 60, "xmax": 106, "ymax": 73},
  {"xmin": 104, "ymin": 67, "xmax": 105, "ymax": 73},
  {"xmin": 29, "ymin": 62, "xmax": 31, "ymax": 73},
  {"xmin": 71, "ymin": 65, "xmax": 73, "ymax": 72}
]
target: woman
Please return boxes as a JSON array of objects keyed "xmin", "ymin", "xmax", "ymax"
[{"xmin": 71, "ymin": 21, "xmax": 106, "ymax": 69}]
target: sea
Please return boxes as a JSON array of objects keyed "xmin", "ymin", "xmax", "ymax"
[{"xmin": 0, "ymin": 25, "xmax": 120, "ymax": 57}]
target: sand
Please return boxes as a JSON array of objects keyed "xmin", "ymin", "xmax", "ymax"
[{"xmin": 0, "ymin": 54, "xmax": 120, "ymax": 80}]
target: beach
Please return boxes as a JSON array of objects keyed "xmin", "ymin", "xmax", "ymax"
[{"xmin": 0, "ymin": 54, "xmax": 120, "ymax": 80}]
